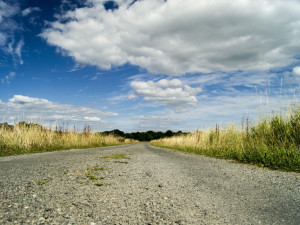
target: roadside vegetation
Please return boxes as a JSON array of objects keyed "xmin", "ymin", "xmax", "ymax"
[
  {"xmin": 151, "ymin": 105, "xmax": 300, "ymax": 172},
  {"xmin": 0, "ymin": 122, "xmax": 136, "ymax": 156}
]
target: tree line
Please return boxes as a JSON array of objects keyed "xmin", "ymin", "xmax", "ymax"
[{"xmin": 101, "ymin": 129, "xmax": 187, "ymax": 141}]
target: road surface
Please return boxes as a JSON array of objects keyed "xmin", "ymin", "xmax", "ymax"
[{"xmin": 0, "ymin": 143, "xmax": 299, "ymax": 224}]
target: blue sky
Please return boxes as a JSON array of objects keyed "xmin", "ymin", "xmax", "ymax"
[{"xmin": 1, "ymin": 0, "xmax": 300, "ymax": 132}]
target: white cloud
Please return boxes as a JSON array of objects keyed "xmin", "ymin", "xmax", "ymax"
[
  {"xmin": 0, "ymin": 95, "xmax": 117, "ymax": 126},
  {"xmin": 84, "ymin": 116, "xmax": 101, "ymax": 121},
  {"xmin": 0, "ymin": 2, "xmax": 24, "ymax": 66},
  {"xmin": 1, "ymin": 71, "xmax": 16, "ymax": 84},
  {"xmin": 128, "ymin": 94, "xmax": 136, "ymax": 100},
  {"xmin": 0, "ymin": 1, "xmax": 18, "ymax": 23},
  {"xmin": 292, "ymin": 66, "xmax": 300, "ymax": 76},
  {"xmin": 130, "ymin": 78, "xmax": 202, "ymax": 110},
  {"xmin": 21, "ymin": 7, "xmax": 41, "ymax": 17},
  {"xmin": 14, "ymin": 39, "xmax": 24, "ymax": 65},
  {"xmin": 41, "ymin": 0, "xmax": 300, "ymax": 75}
]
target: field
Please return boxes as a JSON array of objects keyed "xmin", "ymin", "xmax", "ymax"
[
  {"xmin": 0, "ymin": 122, "xmax": 135, "ymax": 156},
  {"xmin": 151, "ymin": 105, "xmax": 300, "ymax": 172}
]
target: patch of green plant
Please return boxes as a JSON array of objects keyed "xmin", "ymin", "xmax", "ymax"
[
  {"xmin": 94, "ymin": 182, "xmax": 104, "ymax": 186},
  {"xmin": 86, "ymin": 166, "xmax": 106, "ymax": 171},
  {"xmin": 85, "ymin": 172, "xmax": 98, "ymax": 181},
  {"xmin": 99, "ymin": 153, "xmax": 131, "ymax": 159},
  {"xmin": 85, "ymin": 171, "xmax": 105, "ymax": 181},
  {"xmin": 113, "ymin": 160, "xmax": 129, "ymax": 164},
  {"xmin": 36, "ymin": 180, "xmax": 49, "ymax": 185}
]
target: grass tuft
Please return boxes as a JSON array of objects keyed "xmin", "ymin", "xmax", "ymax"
[
  {"xmin": 86, "ymin": 166, "xmax": 106, "ymax": 171},
  {"xmin": 113, "ymin": 161, "xmax": 129, "ymax": 164},
  {"xmin": 99, "ymin": 154, "xmax": 130, "ymax": 159},
  {"xmin": 36, "ymin": 180, "xmax": 49, "ymax": 185}
]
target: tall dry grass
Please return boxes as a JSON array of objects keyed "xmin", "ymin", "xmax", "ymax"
[
  {"xmin": 0, "ymin": 123, "xmax": 135, "ymax": 156},
  {"xmin": 151, "ymin": 105, "xmax": 300, "ymax": 172}
]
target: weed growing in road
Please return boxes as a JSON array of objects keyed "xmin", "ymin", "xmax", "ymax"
[
  {"xmin": 85, "ymin": 172, "xmax": 105, "ymax": 181},
  {"xmin": 94, "ymin": 182, "xmax": 104, "ymax": 186},
  {"xmin": 86, "ymin": 166, "xmax": 106, "ymax": 171},
  {"xmin": 99, "ymin": 154, "xmax": 131, "ymax": 159},
  {"xmin": 36, "ymin": 180, "xmax": 49, "ymax": 185},
  {"xmin": 113, "ymin": 161, "xmax": 129, "ymax": 164}
]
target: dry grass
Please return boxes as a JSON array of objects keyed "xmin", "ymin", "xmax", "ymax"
[
  {"xmin": 151, "ymin": 105, "xmax": 300, "ymax": 172},
  {"xmin": 0, "ymin": 123, "xmax": 136, "ymax": 156}
]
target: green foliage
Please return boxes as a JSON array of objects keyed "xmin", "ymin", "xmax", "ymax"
[{"xmin": 101, "ymin": 129, "xmax": 186, "ymax": 141}]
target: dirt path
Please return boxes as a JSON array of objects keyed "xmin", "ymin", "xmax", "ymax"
[{"xmin": 1, "ymin": 143, "xmax": 299, "ymax": 224}]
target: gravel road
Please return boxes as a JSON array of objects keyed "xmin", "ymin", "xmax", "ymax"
[{"xmin": 0, "ymin": 143, "xmax": 299, "ymax": 224}]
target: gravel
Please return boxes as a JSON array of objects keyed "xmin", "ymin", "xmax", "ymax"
[{"xmin": 0, "ymin": 143, "xmax": 299, "ymax": 224}]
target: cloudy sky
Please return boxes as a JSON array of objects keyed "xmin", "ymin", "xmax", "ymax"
[{"xmin": 1, "ymin": 0, "xmax": 300, "ymax": 132}]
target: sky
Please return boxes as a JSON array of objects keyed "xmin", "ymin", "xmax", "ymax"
[{"xmin": 1, "ymin": 0, "xmax": 300, "ymax": 132}]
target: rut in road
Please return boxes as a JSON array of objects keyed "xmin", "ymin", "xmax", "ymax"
[{"xmin": 0, "ymin": 143, "xmax": 299, "ymax": 224}]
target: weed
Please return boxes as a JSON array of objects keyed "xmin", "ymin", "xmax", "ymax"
[
  {"xmin": 85, "ymin": 172, "xmax": 98, "ymax": 181},
  {"xmin": 86, "ymin": 166, "xmax": 105, "ymax": 171},
  {"xmin": 36, "ymin": 180, "xmax": 49, "ymax": 185},
  {"xmin": 113, "ymin": 161, "xmax": 129, "ymax": 164},
  {"xmin": 94, "ymin": 182, "xmax": 104, "ymax": 186},
  {"xmin": 99, "ymin": 154, "xmax": 131, "ymax": 159}
]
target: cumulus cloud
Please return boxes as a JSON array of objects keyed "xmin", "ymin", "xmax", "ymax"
[
  {"xmin": 0, "ymin": 95, "xmax": 118, "ymax": 126},
  {"xmin": 292, "ymin": 66, "xmax": 300, "ymax": 76},
  {"xmin": 41, "ymin": 0, "xmax": 300, "ymax": 75},
  {"xmin": 130, "ymin": 78, "xmax": 202, "ymax": 110}
]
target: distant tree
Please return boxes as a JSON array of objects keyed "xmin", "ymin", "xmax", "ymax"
[
  {"xmin": 0, "ymin": 122, "xmax": 14, "ymax": 131},
  {"xmin": 165, "ymin": 130, "xmax": 174, "ymax": 137},
  {"xmin": 111, "ymin": 129, "xmax": 125, "ymax": 137}
]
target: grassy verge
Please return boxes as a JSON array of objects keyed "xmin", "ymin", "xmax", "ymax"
[
  {"xmin": 0, "ymin": 123, "xmax": 136, "ymax": 156},
  {"xmin": 151, "ymin": 105, "xmax": 300, "ymax": 172}
]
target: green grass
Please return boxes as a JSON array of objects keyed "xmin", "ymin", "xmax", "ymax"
[
  {"xmin": 113, "ymin": 161, "xmax": 129, "ymax": 164},
  {"xmin": 86, "ymin": 166, "xmax": 106, "ymax": 171},
  {"xmin": 36, "ymin": 180, "xmax": 49, "ymax": 185},
  {"xmin": 94, "ymin": 182, "xmax": 104, "ymax": 186},
  {"xmin": 85, "ymin": 172, "xmax": 105, "ymax": 181},
  {"xmin": 99, "ymin": 153, "xmax": 131, "ymax": 159},
  {"xmin": 151, "ymin": 105, "xmax": 300, "ymax": 172}
]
